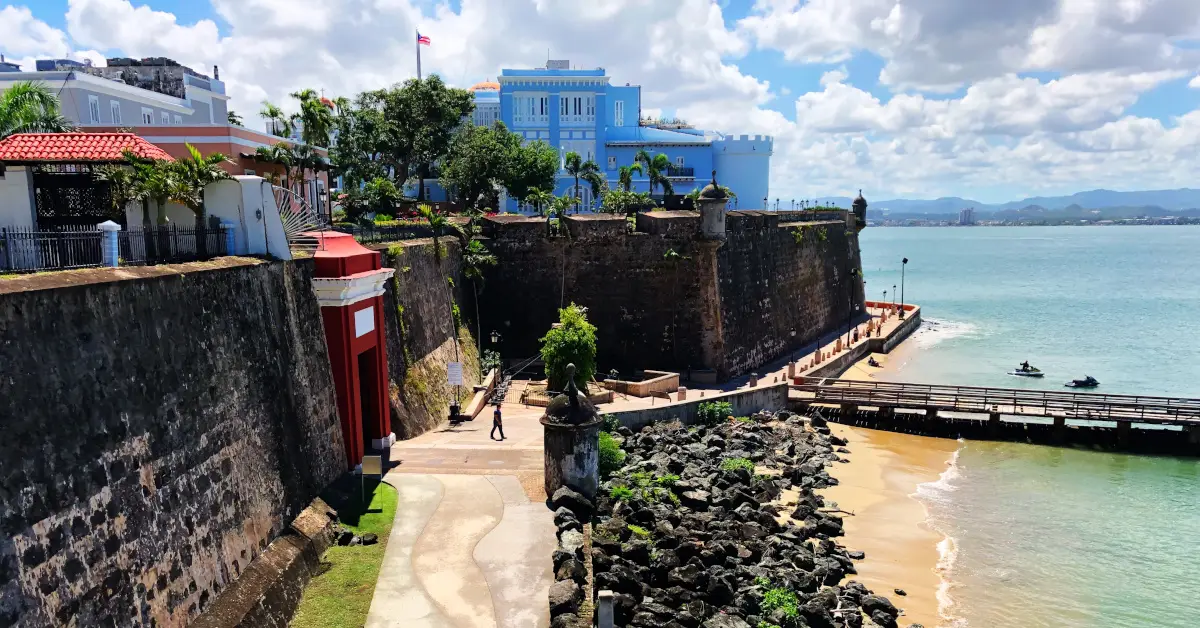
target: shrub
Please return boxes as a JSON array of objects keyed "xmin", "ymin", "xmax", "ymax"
[
  {"xmin": 696, "ymin": 401, "xmax": 733, "ymax": 426},
  {"xmin": 721, "ymin": 457, "xmax": 755, "ymax": 473},
  {"xmin": 760, "ymin": 588, "xmax": 800, "ymax": 620},
  {"xmin": 539, "ymin": 303, "xmax": 598, "ymax": 393},
  {"xmin": 654, "ymin": 474, "xmax": 680, "ymax": 488},
  {"xmin": 599, "ymin": 432, "xmax": 626, "ymax": 478},
  {"xmin": 601, "ymin": 414, "xmax": 621, "ymax": 434},
  {"xmin": 481, "ymin": 350, "xmax": 501, "ymax": 374},
  {"xmin": 609, "ymin": 485, "xmax": 634, "ymax": 501},
  {"xmin": 627, "ymin": 524, "xmax": 651, "ymax": 539},
  {"xmin": 754, "ymin": 576, "xmax": 772, "ymax": 588}
]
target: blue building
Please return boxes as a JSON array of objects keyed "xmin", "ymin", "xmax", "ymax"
[{"xmin": 415, "ymin": 61, "xmax": 772, "ymax": 211}]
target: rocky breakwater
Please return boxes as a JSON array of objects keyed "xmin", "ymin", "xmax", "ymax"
[{"xmin": 556, "ymin": 411, "xmax": 912, "ymax": 628}]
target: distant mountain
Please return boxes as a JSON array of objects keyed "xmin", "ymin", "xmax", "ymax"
[{"xmin": 843, "ymin": 188, "xmax": 1200, "ymax": 214}]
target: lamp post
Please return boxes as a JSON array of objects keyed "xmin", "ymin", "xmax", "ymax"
[
  {"xmin": 789, "ymin": 326, "xmax": 797, "ymax": 362},
  {"xmin": 763, "ymin": 196, "xmax": 768, "ymax": 210},
  {"xmin": 846, "ymin": 268, "xmax": 860, "ymax": 345},
  {"xmin": 490, "ymin": 330, "xmax": 503, "ymax": 377},
  {"xmin": 892, "ymin": 284, "xmax": 897, "ymax": 310},
  {"xmin": 899, "ymin": 257, "xmax": 909, "ymax": 319}
]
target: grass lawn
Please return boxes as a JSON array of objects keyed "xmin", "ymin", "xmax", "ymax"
[{"xmin": 291, "ymin": 480, "xmax": 398, "ymax": 628}]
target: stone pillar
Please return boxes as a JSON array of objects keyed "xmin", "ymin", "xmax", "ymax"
[
  {"xmin": 749, "ymin": 373, "xmax": 758, "ymax": 387},
  {"xmin": 696, "ymin": 198, "xmax": 726, "ymax": 241},
  {"xmin": 597, "ymin": 590, "xmax": 615, "ymax": 628},
  {"xmin": 1116, "ymin": 420, "xmax": 1132, "ymax": 444},
  {"xmin": 695, "ymin": 174, "xmax": 728, "ymax": 378},
  {"xmin": 542, "ymin": 416, "xmax": 601, "ymax": 501},
  {"xmin": 677, "ymin": 387, "xmax": 687, "ymax": 401},
  {"xmin": 787, "ymin": 362, "xmax": 795, "ymax": 379},
  {"xmin": 97, "ymin": 220, "xmax": 121, "ymax": 267}
]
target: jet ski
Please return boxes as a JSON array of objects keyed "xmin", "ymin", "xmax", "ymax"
[
  {"xmin": 1009, "ymin": 362, "xmax": 1044, "ymax": 378},
  {"xmin": 1065, "ymin": 375, "xmax": 1099, "ymax": 388}
]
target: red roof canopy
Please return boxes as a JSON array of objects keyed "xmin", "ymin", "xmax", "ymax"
[{"xmin": 0, "ymin": 132, "xmax": 174, "ymax": 164}]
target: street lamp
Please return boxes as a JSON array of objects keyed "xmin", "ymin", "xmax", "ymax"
[
  {"xmin": 846, "ymin": 268, "xmax": 860, "ymax": 345},
  {"xmin": 763, "ymin": 196, "xmax": 768, "ymax": 210},
  {"xmin": 490, "ymin": 330, "xmax": 503, "ymax": 376},
  {"xmin": 899, "ymin": 257, "xmax": 909, "ymax": 319},
  {"xmin": 789, "ymin": 326, "xmax": 797, "ymax": 362}
]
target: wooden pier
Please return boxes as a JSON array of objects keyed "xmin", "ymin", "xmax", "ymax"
[{"xmin": 790, "ymin": 379, "xmax": 1200, "ymax": 451}]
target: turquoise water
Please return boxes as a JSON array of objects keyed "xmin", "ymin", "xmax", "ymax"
[
  {"xmin": 860, "ymin": 226, "xmax": 1200, "ymax": 397},
  {"xmin": 859, "ymin": 227, "xmax": 1200, "ymax": 627}
]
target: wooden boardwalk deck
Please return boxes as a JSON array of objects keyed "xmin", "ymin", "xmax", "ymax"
[{"xmin": 791, "ymin": 378, "xmax": 1200, "ymax": 427}]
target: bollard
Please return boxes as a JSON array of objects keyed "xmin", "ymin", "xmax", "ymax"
[
  {"xmin": 787, "ymin": 362, "xmax": 796, "ymax": 379},
  {"xmin": 97, "ymin": 220, "xmax": 121, "ymax": 267},
  {"xmin": 221, "ymin": 220, "xmax": 237, "ymax": 254},
  {"xmin": 677, "ymin": 387, "xmax": 687, "ymax": 401},
  {"xmin": 749, "ymin": 373, "xmax": 758, "ymax": 387},
  {"xmin": 597, "ymin": 590, "xmax": 615, "ymax": 628}
]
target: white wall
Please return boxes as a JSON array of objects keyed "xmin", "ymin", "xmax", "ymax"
[
  {"xmin": 206, "ymin": 176, "xmax": 291, "ymax": 260},
  {"xmin": 0, "ymin": 166, "xmax": 35, "ymax": 229}
]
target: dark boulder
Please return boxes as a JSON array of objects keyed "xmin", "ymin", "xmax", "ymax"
[
  {"xmin": 701, "ymin": 615, "xmax": 750, "ymax": 628},
  {"xmin": 549, "ymin": 579, "xmax": 582, "ymax": 616},
  {"xmin": 552, "ymin": 485, "xmax": 594, "ymax": 518}
]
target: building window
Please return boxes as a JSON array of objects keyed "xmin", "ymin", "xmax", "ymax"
[
  {"xmin": 675, "ymin": 156, "xmax": 684, "ymax": 167},
  {"xmin": 141, "ymin": 108, "xmax": 153, "ymax": 124},
  {"xmin": 607, "ymin": 156, "xmax": 616, "ymax": 170},
  {"xmin": 560, "ymin": 98, "xmax": 569, "ymax": 116},
  {"xmin": 614, "ymin": 100, "xmax": 624, "ymax": 127},
  {"xmin": 110, "ymin": 100, "xmax": 122, "ymax": 124},
  {"xmin": 88, "ymin": 95, "xmax": 100, "ymax": 124},
  {"xmin": 161, "ymin": 112, "xmax": 170, "ymax": 125},
  {"xmin": 173, "ymin": 114, "xmax": 182, "ymax": 125}
]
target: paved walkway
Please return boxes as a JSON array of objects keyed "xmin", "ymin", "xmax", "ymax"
[{"xmin": 366, "ymin": 474, "xmax": 555, "ymax": 628}]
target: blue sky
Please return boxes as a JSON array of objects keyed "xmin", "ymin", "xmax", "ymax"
[{"xmin": 6, "ymin": 0, "xmax": 1200, "ymax": 203}]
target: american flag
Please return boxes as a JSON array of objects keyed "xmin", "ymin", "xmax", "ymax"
[{"xmin": 417, "ymin": 32, "xmax": 431, "ymax": 46}]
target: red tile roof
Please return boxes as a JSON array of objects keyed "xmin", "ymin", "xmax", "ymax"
[{"xmin": 0, "ymin": 132, "xmax": 175, "ymax": 163}]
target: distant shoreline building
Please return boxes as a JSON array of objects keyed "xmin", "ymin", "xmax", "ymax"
[
  {"xmin": 959, "ymin": 207, "xmax": 976, "ymax": 225},
  {"xmin": 416, "ymin": 60, "xmax": 773, "ymax": 211}
]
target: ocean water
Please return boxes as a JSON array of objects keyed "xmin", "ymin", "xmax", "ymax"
[{"xmin": 858, "ymin": 226, "xmax": 1200, "ymax": 627}]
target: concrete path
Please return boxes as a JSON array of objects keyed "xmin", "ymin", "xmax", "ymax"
[{"xmin": 366, "ymin": 473, "xmax": 554, "ymax": 628}]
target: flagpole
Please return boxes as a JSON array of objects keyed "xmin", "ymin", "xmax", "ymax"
[{"xmin": 416, "ymin": 30, "xmax": 422, "ymax": 80}]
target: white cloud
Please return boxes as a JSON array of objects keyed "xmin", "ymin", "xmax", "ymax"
[{"xmin": 6, "ymin": 0, "xmax": 1200, "ymax": 201}]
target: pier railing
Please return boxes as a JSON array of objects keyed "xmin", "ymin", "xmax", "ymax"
[{"xmin": 791, "ymin": 378, "xmax": 1200, "ymax": 424}]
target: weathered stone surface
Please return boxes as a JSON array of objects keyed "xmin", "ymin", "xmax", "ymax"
[
  {"xmin": 548, "ymin": 579, "xmax": 583, "ymax": 616},
  {"xmin": 0, "ymin": 260, "xmax": 346, "ymax": 627},
  {"xmin": 479, "ymin": 212, "xmax": 863, "ymax": 380}
]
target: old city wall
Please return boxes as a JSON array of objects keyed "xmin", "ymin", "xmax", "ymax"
[
  {"xmin": 377, "ymin": 238, "xmax": 482, "ymax": 440},
  {"xmin": 479, "ymin": 211, "xmax": 864, "ymax": 380},
  {"xmin": 0, "ymin": 259, "xmax": 345, "ymax": 627},
  {"xmin": 479, "ymin": 214, "xmax": 709, "ymax": 378},
  {"xmin": 717, "ymin": 211, "xmax": 864, "ymax": 377}
]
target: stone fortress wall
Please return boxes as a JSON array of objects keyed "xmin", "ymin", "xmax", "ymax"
[
  {"xmin": 0, "ymin": 259, "xmax": 346, "ymax": 627},
  {"xmin": 479, "ymin": 209, "xmax": 865, "ymax": 381}
]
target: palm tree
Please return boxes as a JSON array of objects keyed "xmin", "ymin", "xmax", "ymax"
[
  {"xmin": 290, "ymin": 89, "xmax": 334, "ymax": 148},
  {"xmin": 563, "ymin": 152, "xmax": 603, "ymax": 210},
  {"xmin": 0, "ymin": 81, "xmax": 72, "ymax": 139},
  {"xmin": 96, "ymin": 161, "xmax": 150, "ymax": 225},
  {"xmin": 617, "ymin": 163, "xmax": 643, "ymax": 192},
  {"xmin": 417, "ymin": 203, "xmax": 465, "ymax": 260},
  {"xmin": 461, "ymin": 239, "xmax": 497, "ymax": 347},
  {"xmin": 172, "ymin": 143, "xmax": 232, "ymax": 225},
  {"xmin": 525, "ymin": 188, "xmax": 554, "ymax": 216},
  {"xmin": 254, "ymin": 142, "xmax": 294, "ymax": 191},
  {"xmin": 633, "ymin": 150, "xmax": 677, "ymax": 201},
  {"xmin": 260, "ymin": 101, "xmax": 292, "ymax": 138},
  {"xmin": 227, "ymin": 111, "xmax": 244, "ymax": 126}
]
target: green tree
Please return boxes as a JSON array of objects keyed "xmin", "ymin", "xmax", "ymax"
[
  {"xmin": 290, "ymin": 88, "xmax": 335, "ymax": 148},
  {"xmin": 417, "ymin": 203, "xmax": 465, "ymax": 259},
  {"xmin": 503, "ymin": 140, "xmax": 558, "ymax": 205},
  {"xmin": 461, "ymin": 239, "xmax": 497, "ymax": 347},
  {"xmin": 396, "ymin": 76, "xmax": 475, "ymax": 200},
  {"xmin": 0, "ymin": 81, "xmax": 72, "ymax": 140},
  {"xmin": 564, "ymin": 151, "xmax": 603, "ymax": 209},
  {"xmin": 96, "ymin": 156, "xmax": 150, "ymax": 224},
  {"xmin": 227, "ymin": 110, "xmax": 244, "ymax": 126},
  {"xmin": 525, "ymin": 188, "xmax": 555, "ymax": 216},
  {"xmin": 617, "ymin": 163, "xmax": 643, "ymax": 192},
  {"xmin": 635, "ymin": 151, "xmax": 674, "ymax": 200},
  {"xmin": 540, "ymin": 303, "xmax": 598, "ymax": 393},
  {"xmin": 440, "ymin": 122, "xmax": 509, "ymax": 211},
  {"xmin": 329, "ymin": 93, "xmax": 389, "ymax": 190},
  {"xmin": 549, "ymin": 192, "xmax": 577, "ymax": 222},
  {"xmin": 260, "ymin": 101, "xmax": 292, "ymax": 137},
  {"xmin": 254, "ymin": 142, "xmax": 293, "ymax": 189},
  {"xmin": 171, "ymin": 143, "xmax": 232, "ymax": 225}
]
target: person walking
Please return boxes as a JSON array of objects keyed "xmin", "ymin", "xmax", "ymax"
[{"xmin": 490, "ymin": 403, "xmax": 506, "ymax": 441}]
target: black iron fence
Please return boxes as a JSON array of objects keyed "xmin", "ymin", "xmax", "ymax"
[{"xmin": 0, "ymin": 225, "xmax": 229, "ymax": 273}]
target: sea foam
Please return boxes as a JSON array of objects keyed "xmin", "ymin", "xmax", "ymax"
[
  {"xmin": 914, "ymin": 440, "xmax": 967, "ymax": 626},
  {"xmin": 913, "ymin": 318, "xmax": 980, "ymax": 349}
]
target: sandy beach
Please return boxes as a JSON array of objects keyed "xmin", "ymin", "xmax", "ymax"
[{"xmin": 821, "ymin": 352, "xmax": 961, "ymax": 628}]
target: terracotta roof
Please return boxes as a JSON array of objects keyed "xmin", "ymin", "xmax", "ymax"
[
  {"xmin": 468, "ymin": 81, "xmax": 501, "ymax": 92},
  {"xmin": 0, "ymin": 133, "xmax": 175, "ymax": 163}
]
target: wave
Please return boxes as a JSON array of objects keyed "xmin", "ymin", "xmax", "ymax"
[
  {"xmin": 913, "ymin": 440, "xmax": 967, "ymax": 627},
  {"xmin": 913, "ymin": 318, "xmax": 980, "ymax": 349}
]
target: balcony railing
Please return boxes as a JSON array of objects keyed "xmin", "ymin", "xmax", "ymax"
[{"xmin": 666, "ymin": 165, "xmax": 695, "ymax": 178}]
